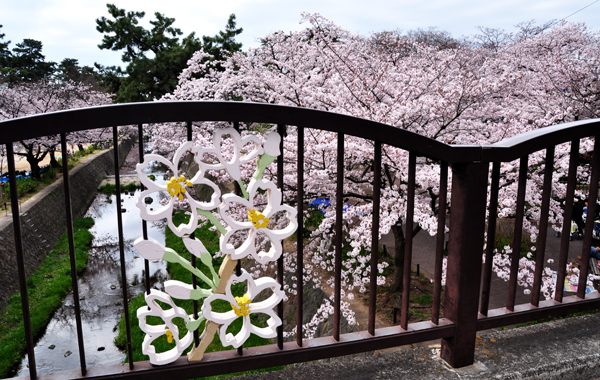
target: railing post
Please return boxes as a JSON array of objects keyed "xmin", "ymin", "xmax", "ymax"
[{"xmin": 440, "ymin": 161, "xmax": 488, "ymax": 368}]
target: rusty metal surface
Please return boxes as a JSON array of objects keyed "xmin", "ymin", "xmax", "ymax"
[
  {"xmin": 506, "ymin": 156, "xmax": 528, "ymax": 311},
  {"xmin": 368, "ymin": 141, "xmax": 382, "ymax": 335},
  {"xmin": 296, "ymin": 126, "xmax": 305, "ymax": 346},
  {"xmin": 138, "ymin": 124, "xmax": 151, "ymax": 296},
  {"xmin": 3, "ymin": 102, "xmax": 600, "ymax": 379},
  {"xmin": 477, "ymin": 293, "xmax": 600, "ymax": 331},
  {"xmin": 578, "ymin": 137, "xmax": 600, "ymax": 297},
  {"xmin": 432, "ymin": 161, "xmax": 448, "ymax": 325},
  {"xmin": 334, "ymin": 133, "xmax": 344, "ymax": 341},
  {"xmin": 531, "ymin": 146, "xmax": 554, "ymax": 306},
  {"xmin": 113, "ymin": 126, "xmax": 135, "ymax": 369},
  {"xmin": 276, "ymin": 123, "xmax": 285, "ymax": 350},
  {"xmin": 401, "ymin": 153, "xmax": 416, "ymax": 330},
  {"xmin": 441, "ymin": 162, "xmax": 488, "ymax": 368},
  {"xmin": 60, "ymin": 134, "xmax": 87, "ymax": 376},
  {"xmin": 555, "ymin": 140, "xmax": 580, "ymax": 303},
  {"xmin": 22, "ymin": 321, "xmax": 454, "ymax": 380},
  {"xmin": 0, "ymin": 101, "xmax": 482, "ymax": 163},
  {"xmin": 6, "ymin": 142, "xmax": 37, "ymax": 379},
  {"xmin": 480, "ymin": 162, "xmax": 500, "ymax": 316}
]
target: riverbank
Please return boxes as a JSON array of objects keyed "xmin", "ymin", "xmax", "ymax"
[
  {"xmin": 0, "ymin": 137, "xmax": 134, "ymax": 312},
  {"xmin": 0, "ymin": 218, "xmax": 94, "ymax": 378}
]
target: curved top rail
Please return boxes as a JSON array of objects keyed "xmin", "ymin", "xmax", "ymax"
[
  {"xmin": 0, "ymin": 101, "xmax": 481, "ymax": 163},
  {"xmin": 482, "ymin": 118, "xmax": 600, "ymax": 162}
]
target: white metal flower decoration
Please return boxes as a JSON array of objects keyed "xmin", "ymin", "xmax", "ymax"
[
  {"xmin": 137, "ymin": 289, "xmax": 194, "ymax": 365},
  {"xmin": 136, "ymin": 141, "xmax": 221, "ymax": 237},
  {"xmin": 134, "ymin": 127, "xmax": 295, "ymax": 365},
  {"xmin": 194, "ymin": 127, "xmax": 264, "ymax": 182},
  {"xmin": 219, "ymin": 178, "xmax": 297, "ymax": 264},
  {"xmin": 202, "ymin": 269, "xmax": 284, "ymax": 348}
]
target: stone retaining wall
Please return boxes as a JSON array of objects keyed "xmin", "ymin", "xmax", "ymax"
[{"xmin": 0, "ymin": 137, "xmax": 133, "ymax": 311}]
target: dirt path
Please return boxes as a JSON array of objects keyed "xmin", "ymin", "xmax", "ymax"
[
  {"xmin": 313, "ymin": 265, "xmax": 392, "ymax": 330},
  {"xmin": 1, "ymin": 144, "xmax": 89, "ymax": 173}
]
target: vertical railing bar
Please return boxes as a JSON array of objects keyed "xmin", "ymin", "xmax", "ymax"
[
  {"xmin": 555, "ymin": 140, "xmax": 580, "ymax": 302},
  {"xmin": 507, "ymin": 155, "xmax": 528, "ymax": 312},
  {"xmin": 400, "ymin": 152, "xmax": 417, "ymax": 330},
  {"xmin": 333, "ymin": 132, "xmax": 344, "ymax": 341},
  {"xmin": 432, "ymin": 161, "xmax": 448, "ymax": 324},
  {"xmin": 138, "ymin": 124, "xmax": 150, "ymax": 296},
  {"xmin": 480, "ymin": 162, "xmax": 500, "ymax": 316},
  {"xmin": 276, "ymin": 123, "xmax": 285, "ymax": 350},
  {"xmin": 113, "ymin": 126, "xmax": 134, "ymax": 369},
  {"xmin": 61, "ymin": 133, "xmax": 87, "ymax": 376},
  {"xmin": 577, "ymin": 136, "xmax": 600, "ymax": 298},
  {"xmin": 401, "ymin": 152, "xmax": 416, "ymax": 330},
  {"xmin": 368, "ymin": 141, "xmax": 382, "ymax": 335},
  {"xmin": 233, "ymin": 122, "xmax": 242, "ymax": 196},
  {"xmin": 233, "ymin": 122, "xmax": 244, "ymax": 356},
  {"xmin": 186, "ymin": 121, "xmax": 200, "ymax": 347},
  {"xmin": 296, "ymin": 126, "xmax": 304, "ymax": 347},
  {"xmin": 234, "ymin": 260, "xmax": 243, "ymax": 357},
  {"xmin": 6, "ymin": 142, "xmax": 37, "ymax": 379},
  {"xmin": 531, "ymin": 146, "xmax": 555, "ymax": 306}
]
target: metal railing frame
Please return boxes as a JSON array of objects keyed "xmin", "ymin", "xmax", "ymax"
[{"xmin": 1, "ymin": 101, "xmax": 599, "ymax": 379}]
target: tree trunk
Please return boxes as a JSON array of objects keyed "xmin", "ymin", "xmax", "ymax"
[
  {"xmin": 78, "ymin": 144, "xmax": 85, "ymax": 152},
  {"xmin": 390, "ymin": 222, "xmax": 405, "ymax": 292},
  {"xmin": 49, "ymin": 147, "xmax": 62, "ymax": 169},
  {"xmin": 27, "ymin": 153, "xmax": 42, "ymax": 179}
]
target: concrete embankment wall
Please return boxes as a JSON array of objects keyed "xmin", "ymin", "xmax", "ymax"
[{"xmin": 0, "ymin": 137, "xmax": 134, "ymax": 311}]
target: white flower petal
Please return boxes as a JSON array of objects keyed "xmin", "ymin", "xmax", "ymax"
[
  {"xmin": 136, "ymin": 289, "xmax": 193, "ymax": 365},
  {"xmin": 134, "ymin": 237, "xmax": 165, "ymax": 261},
  {"xmin": 183, "ymin": 236, "xmax": 208, "ymax": 258}
]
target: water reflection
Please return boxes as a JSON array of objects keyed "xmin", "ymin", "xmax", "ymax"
[{"xmin": 16, "ymin": 174, "xmax": 168, "ymax": 377}]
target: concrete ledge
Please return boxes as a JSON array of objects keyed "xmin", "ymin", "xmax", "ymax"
[{"xmin": 234, "ymin": 311, "xmax": 600, "ymax": 380}]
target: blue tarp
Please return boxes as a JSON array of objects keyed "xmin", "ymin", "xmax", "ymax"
[{"xmin": 309, "ymin": 197, "xmax": 351, "ymax": 214}]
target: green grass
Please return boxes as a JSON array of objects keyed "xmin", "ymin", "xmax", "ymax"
[
  {"xmin": 98, "ymin": 182, "xmax": 141, "ymax": 195},
  {"xmin": 0, "ymin": 217, "xmax": 94, "ymax": 378},
  {"xmin": 115, "ymin": 211, "xmax": 283, "ymax": 378}
]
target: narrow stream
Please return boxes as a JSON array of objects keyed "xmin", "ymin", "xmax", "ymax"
[{"xmin": 16, "ymin": 168, "xmax": 168, "ymax": 377}]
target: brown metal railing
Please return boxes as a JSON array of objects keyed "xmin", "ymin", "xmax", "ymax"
[{"xmin": 0, "ymin": 101, "xmax": 599, "ymax": 379}]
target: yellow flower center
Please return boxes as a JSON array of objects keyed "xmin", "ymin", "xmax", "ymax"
[
  {"xmin": 231, "ymin": 294, "xmax": 252, "ymax": 317},
  {"xmin": 248, "ymin": 209, "xmax": 269, "ymax": 229},
  {"xmin": 165, "ymin": 327, "xmax": 174, "ymax": 343},
  {"xmin": 166, "ymin": 175, "xmax": 193, "ymax": 200}
]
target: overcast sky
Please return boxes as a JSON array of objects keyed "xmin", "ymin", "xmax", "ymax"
[{"xmin": 2, "ymin": 0, "xmax": 599, "ymax": 68}]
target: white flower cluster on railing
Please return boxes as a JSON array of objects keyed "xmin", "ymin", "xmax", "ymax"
[{"xmin": 133, "ymin": 127, "xmax": 297, "ymax": 365}]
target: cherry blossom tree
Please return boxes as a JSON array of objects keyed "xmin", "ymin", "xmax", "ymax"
[
  {"xmin": 0, "ymin": 80, "xmax": 112, "ymax": 178},
  {"xmin": 150, "ymin": 15, "xmax": 599, "ymax": 337}
]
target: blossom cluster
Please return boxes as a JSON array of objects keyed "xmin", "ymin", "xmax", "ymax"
[{"xmin": 150, "ymin": 16, "xmax": 599, "ymax": 338}]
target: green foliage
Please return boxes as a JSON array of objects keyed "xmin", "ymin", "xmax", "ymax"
[
  {"xmin": 415, "ymin": 294, "xmax": 432, "ymax": 306},
  {"xmin": 54, "ymin": 58, "xmax": 102, "ymax": 87},
  {"xmin": 0, "ymin": 37, "xmax": 55, "ymax": 84},
  {"xmin": 115, "ymin": 211, "xmax": 282, "ymax": 376},
  {"xmin": 495, "ymin": 230, "xmax": 533, "ymax": 258},
  {"xmin": 302, "ymin": 205, "xmax": 325, "ymax": 237},
  {"xmin": 98, "ymin": 182, "xmax": 140, "ymax": 195},
  {"xmin": 95, "ymin": 5, "xmax": 243, "ymax": 103},
  {"xmin": 0, "ymin": 218, "xmax": 94, "ymax": 378},
  {"xmin": 3, "ymin": 177, "xmax": 38, "ymax": 199},
  {"xmin": 0, "ymin": 25, "xmax": 102, "ymax": 86}
]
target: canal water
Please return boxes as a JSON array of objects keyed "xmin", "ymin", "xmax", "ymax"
[{"xmin": 16, "ymin": 158, "xmax": 168, "ymax": 376}]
